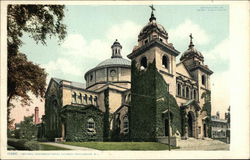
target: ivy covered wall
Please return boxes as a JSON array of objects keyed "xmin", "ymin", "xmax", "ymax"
[
  {"xmin": 201, "ymin": 90, "xmax": 212, "ymax": 137},
  {"xmin": 44, "ymin": 80, "xmax": 63, "ymax": 141},
  {"xmin": 103, "ymin": 89, "xmax": 110, "ymax": 141},
  {"xmin": 129, "ymin": 59, "xmax": 182, "ymax": 141},
  {"xmin": 155, "ymin": 73, "xmax": 182, "ymax": 137},
  {"xmin": 61, "ymin": 105, "xmax": 103, "ymax": 142}
]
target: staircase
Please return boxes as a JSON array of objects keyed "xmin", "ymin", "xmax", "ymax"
[{"xmin": 178, "ymin": 138, "xmax": 229, "ymax": 150}]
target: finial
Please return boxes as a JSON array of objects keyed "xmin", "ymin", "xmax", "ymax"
[
  {"xmin": 149, "ymin": 5, "xmax": 156, "ymax": 22},
  {"xmin": 189, "ymin": 33, "xmax": 194, "ymax": 48},
  {"xmin": 149, "ymin": 5, "xmax": 155, "ymax": 12}
]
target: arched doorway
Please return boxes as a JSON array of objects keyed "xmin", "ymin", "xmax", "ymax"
[
  {"xmin": 164, "ymin": 112, "xmax": 173, "ymax": 136},
  {"xmin": 165, "ymin": 118, "xmax": 170, "ymax": 136},
  {"xmin": 203, "ymin": 123, "xmax": 207, "ymax": 137},
  {"xmin": 187, "ymin": 112, "xmax": 194, "ymax": 137}
]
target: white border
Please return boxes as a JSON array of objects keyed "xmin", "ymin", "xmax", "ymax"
[{"xmin": 1, "ymin": 1, "xmax": 249, "ymax": 159}]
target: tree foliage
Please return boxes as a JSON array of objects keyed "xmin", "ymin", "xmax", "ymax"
[
  {"xmin": 7, "ymin": 5, "xmax": 67, "ymax": 127},
  {"xmin": 18, "ymin": 115, "xmax": 37, "ymax": 140},
  {"xmin": 7, "ymin": 5, "xmax": 66, "ymax": 55}
]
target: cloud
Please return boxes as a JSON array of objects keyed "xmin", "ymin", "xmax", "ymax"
[
  {"xmin": 169, "ymin": 19, "xmax": 211, "ymax": 46},
  {"xmin": 42, "ymin": 58, "xmax": 82, "ymax": 77},
  {"xmin": 211, "ymin": 71, "xmax": 230, "ymax": 118},
  {"xmin": 203, "ymin": 38, "xmax": 229, "ymax": 61},
  {"xmin": 42, "ymin": 20, "xmax": 142, "ymax": 82},
  {"xmin": 106, "ymin": 20, "xmax": 142, "ymax": 42},
  {"xmin": 59, "ymin": 20, "xmax": 141, "ymax": 61},
  {"xmin": 106, "ymin": 20, "xmax": 142, "ymax": 57}
]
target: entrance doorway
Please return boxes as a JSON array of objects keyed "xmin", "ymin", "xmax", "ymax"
[
  {"xmin": 188, "ymin": 112, "xmax": 193, "ymax": 137},
  {"xmin": 203, "ymin": 123, "xmax": 207, "ymax": 137},
  {"xmin": 165, "ymin": 119, "xmax": 169, "ymax": 136}
]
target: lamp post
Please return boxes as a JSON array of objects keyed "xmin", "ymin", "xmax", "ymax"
[{"xmin": 167, "ymin": 85, "xmax": 171, "ymax": 151}]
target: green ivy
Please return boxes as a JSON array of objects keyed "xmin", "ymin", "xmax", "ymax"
[
  {"xmin": 201, "ymin": 90, "xmax": 212, "ymax": 137},
  {"xmin": 61, "ymin": 105, "xmax": 103, "ymax": 142},
  {"xmin": 129, "ymin": 59, "xmax": 182, "ymax": 141},
  {"xmin": 103, "ymin": 89, "xmax": 110, "ymax": 141}
]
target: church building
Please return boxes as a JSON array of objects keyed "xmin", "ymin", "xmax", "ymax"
[{"xmin": 39, "ymin": 7, "xmax": 213, "ymax": 143}]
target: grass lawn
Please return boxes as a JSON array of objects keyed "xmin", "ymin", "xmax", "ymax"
[
  {"xmin": 39, "ymin": 143, "xmax": 70, "ymax": 150},
  {"xmin": 63, "ymin": 142, "xmax": 179, "ymax": 150}
]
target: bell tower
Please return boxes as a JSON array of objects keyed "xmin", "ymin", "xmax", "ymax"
[
  {"xmin": 128, "ymin": 6, "xmax": 181, "ymax": 141},
  {"xmin": 127, "ymin": 6, "xmax": 180, "ymax": 95},
  {"xmin": 180, "ymin": 34, "xmax": 213, "ymax": 103}
]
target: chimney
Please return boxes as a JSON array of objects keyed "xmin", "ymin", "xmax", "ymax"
[{"xmin": 34, "ymin": 107, "xmax": 40, "ymax": 124}]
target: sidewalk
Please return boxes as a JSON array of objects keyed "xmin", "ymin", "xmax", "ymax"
[
  {"xmin": 40, "ymin": 142, "xmax": 98, "ymax": 151},
  {"xmin": 177, "ymin": 138, "xmax": 230, "ymax": 150}
]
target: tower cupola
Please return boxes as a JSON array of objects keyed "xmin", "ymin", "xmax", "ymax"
[
  {"xmin": 180, "ymin": 34, "xmax": 204, "ymax": 62},
  {"xmin": 111, "ymin": 39, "xmax": 122, "ymax": 58}
]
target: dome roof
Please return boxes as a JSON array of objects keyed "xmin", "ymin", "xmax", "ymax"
[
  {"xmin": 181, "ymin": 47, "xmax": 204, "ymax": 59},
  {"xmin": 138, "ymin": 12, "xmax": 168, "ymax": 41},
  {"xmin": 139, "ymin": 21, "xmax": 167, "ymax": 36},
  {"xmin": 96, "ymin": 58, "xmax": 131, "ymax": 68},
  {"xmin": 180, "ymin": 34, "xmax": 204, "ymax": 61}
]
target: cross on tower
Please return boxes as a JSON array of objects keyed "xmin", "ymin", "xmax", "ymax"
[
  {"xmin": 149, "ymin": 5, "xmax": 156, "ymax": 22},
  {"xmin": 189, "ymin": 33, "xmax": 193, "ymax": 42},
  {"xmin": 149, "ymin": 5, "xmax": 155, "ymax": 12},
  {"xmin": 189, "ymin": 33, "xmax": 194, "ymax": 48}
]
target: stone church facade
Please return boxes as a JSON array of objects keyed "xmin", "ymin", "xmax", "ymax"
[{"xmin": 39, "ymin": 9, "xmax": 213, "ymax": 142}]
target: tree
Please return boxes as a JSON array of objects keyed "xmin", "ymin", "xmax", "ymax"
[
  {"xmin": 18, "ymin": 115, "xmax": 37, "ymax": 140},
  {"xmin": 7, "ymin": 5, "xmax": 67, "ymax": 128}
]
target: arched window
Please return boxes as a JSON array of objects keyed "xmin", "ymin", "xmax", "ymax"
[
  {"xmin": 186, "ymin": 87, "xmax": 189, "ymax": 99},
  {"xmin": 202, "ymin": 75, "xmax": 206, "ymax": 85},
  {"xmin": 162, "ymin": 55, "xmax": 169, "ymax": 69},
  {"xmin": 87, "ymin": 118, "xmax": 96, "ymax": 134},
  {"xmin": 78, "ymin": 93, "xmax": 82, "ymax": 104},
  {"xmin": 84, "ymin": 94, "xmax": 87, "ymax": 105},
  {"xmin": 123, "ymin": 115, "xmax": 129, "ymax": 133},
  {"xmin": 94, "ymin": 96, "xmax": 98, "ymax": 106},
  {"xmin": 90, "ymin": 74, "xmax": 93, "ymax": 82},
  {"xmin": 89, "ymin": 95, "xmax": 93, "ymax": 104},
  {"xmin": 190, "ymin": 90, "xmax": 193, "ymax": 99},
  {"xmin": 72, "ymin": 92, "xmax": 76, "ymax": 103},
  {"xmin": 177, "ymin": 83, "xmax": 181, "ymax": 96},
  {"xmin": 193, "ymin": 90, "xmax": 197, "ymax": 100},
  {"xmin": 140, "ymin": 57, "xmax": 147, "ymax": 69},
  {"xmin": 182, "ymin": 87, "xmax": 185, "ymax": 98}
]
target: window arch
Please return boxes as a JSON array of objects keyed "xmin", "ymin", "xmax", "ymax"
[
  {"xmin": 72, "ymin": 92, "xmax": 76, "ymax": 103},
  {"xmin": 78, "ymin": 93, "xmax": 82, "ymax": 104},
  {"xmin": 186, "ymin": 87, "xmax": 189, "ymax": 99},
  {"xmin": 90, "ymin": 74, "xmax": 93, "ymax": 81},
  {"xmin": 193, "ymin": 90, "xmax": 197, "ymax": 100},
  {"xmin": 202, "ymin": 75, "xmax": 206, "ymax": 85},
  {"xmin": 182, "ymin": 87, "xmax": 185, "ymax": 98},
  {"xmin": 83, "ymin": 94, "xmax": 87, "ymax": 105},
  {"xmin": 87, "ymin": 118, "xmax": 96, "ymax": 134},
  {"xmin": 162, "ymin": 55, "xmax": 169, "ymax": 69},
  {"xmin": 177, "ymin": 83, "xmax": 181, "ymax": 96},
  {"xmin": 123, "ymin": 115, "xmax": 129, "ymax": 133},
  {"xmin": 140, "ymin": 56, "xmax": 147, "ymax": 69},
  {"xmin": 94, "ymin": 96, "xmax": 98, "ymax": 106},
  {"xmin": 190, "ymin": 90, "xmax": 193, "ymax": 99},
  {"xmin": 89, "ymin": 95, "xmax": 93, "ymax": 104}
]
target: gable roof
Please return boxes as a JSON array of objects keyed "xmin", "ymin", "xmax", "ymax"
[
  {"xmin": 176, "ymin": 62, "xmax": 192, "ymax": 79},
  {"xmin": 52, "ymin": 77, "xmax": 86, "ymax": 89}
]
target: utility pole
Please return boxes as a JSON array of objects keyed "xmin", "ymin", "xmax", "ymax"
[{"xmin": 167, "ymin": 85, "xmax": 171, "ymax": 151}]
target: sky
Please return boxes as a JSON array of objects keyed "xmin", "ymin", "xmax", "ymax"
[{"xmin": 11, "ymin": 5, "xmax": 230, "ymax": 123}]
